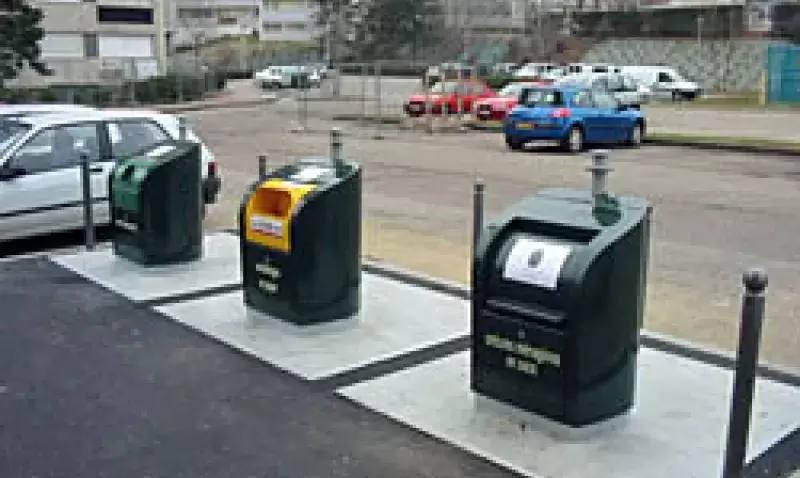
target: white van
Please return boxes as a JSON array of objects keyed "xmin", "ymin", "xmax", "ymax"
[
  {"xmin": 620, "ymin": 66, "xmax": 701, "ymax": 100},
  {"xmin": 566, "ymin": 63, "xmax": 621, "ymax": 75}
]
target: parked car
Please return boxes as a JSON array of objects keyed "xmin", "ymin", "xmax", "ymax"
[
  {"xmin": 472, "ymin": 81, "xmax": 549, "ymax": 126},
  {"xmin": 0, "ymin": 109, "xmax": 221, "ymax": 242},
  {"xmin": 253, "ymin": 65, "xmax": 321, "ymax": 89},
  {"xmin": 619, "ymin": 65, "xmax": 701, "ymax": 101},
  {"xmin": 555, "ymin": 72, "xmax": 652, "ymax": 107},
  {"xmin": 0, "ymin": 103, "xmax": 97, "ymax": 119},
  {"xmin": 404, "ymin": 80, "xmax": 496, "ymax": 117},
  {"xmin": 504, "ymin": 86, "xmax": 646, "ymax": 153}
]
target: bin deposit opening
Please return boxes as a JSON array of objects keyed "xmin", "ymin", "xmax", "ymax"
[{"xmin": 252, "ymin": 188, "xmax": 294, "ymax": 219}]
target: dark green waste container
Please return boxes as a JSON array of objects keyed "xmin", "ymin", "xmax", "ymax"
[
  {"xmin": 239, "ymin": 157, "xmax": 361, "ymax": 325},
  {"xmin": 109, "ymin": 139, "xmax": 203, "ymax": 266},
  {"xmin": 471, "ymin": 187, "xmax": 651, "ymax": 426}
]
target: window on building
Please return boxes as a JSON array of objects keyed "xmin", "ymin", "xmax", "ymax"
[
  {"xmin": 97, "ymin": 6, "xmax": 154, "ymax": 24},
  {"xmin": 263, "ymin": 22, "xmax": 283, "ymax": 32},
  {"xmin": 284, "ymin": 22, "xmax": 307, "ymax": 31},
  {"xmin": 40, "ymin": 33, "xmax": 85, "ymax": 58}
]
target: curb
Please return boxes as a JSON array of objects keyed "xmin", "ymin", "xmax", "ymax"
[
  {"xmin": 644, "ymin": 138, "xmax": 800, "ymax": 157},
  {"xmin": 331, "ymin": 114, "xmax": 800, "ymax": 155}
]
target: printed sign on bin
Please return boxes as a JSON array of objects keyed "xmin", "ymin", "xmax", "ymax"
[
  {"xmin": 502, "ymin": 237, "xmax": 572, "ymax": 290},
  {"xmin": 251, "ymin": 215, "xmax": 284, "ymax": 238}
]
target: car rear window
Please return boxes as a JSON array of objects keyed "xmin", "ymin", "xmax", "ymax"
[{"xmin": 519, "ymin": 89, "xmax": 564, "ymax": 107}]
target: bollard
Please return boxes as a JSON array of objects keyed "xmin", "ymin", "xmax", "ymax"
[
  {"xmin": 587, "ymin": 149, "xmax": 612, "ymax": 201},
  {"xmin": 373, "ymin": 62, "xmax": 384, "ymax": 140},
  {"xmin": 424, "ymin": 74, "xmax": 433, "ymax": 135},
  {"xmin": 472, "ymin": 180, "xmax": 485, "ymax": 253},
  {"xmin": 721, "ymin": 268, "xmax": 769, "ymax": 478},
  {"xmin": 360, "ymin": 63, "xmax": 368, "ymax": 126},
  {"xmin": 330, "ymin": 127, "xmax": 343, "ymax": 170},
  {"xmin": 177, "ymin": 115, "xmax": 187, "ymax": 140},
  {"xmin": 79, "ymin": 152, "xmax": 95, "ymax": 250},
  {"xmin": 258, "ymin": 154, "xmax": 268, "ymax": 180}
]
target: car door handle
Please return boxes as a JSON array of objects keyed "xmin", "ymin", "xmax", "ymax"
[{"xmin": 90, "ymin": 166, "xmax": 104, "ymax": 173}]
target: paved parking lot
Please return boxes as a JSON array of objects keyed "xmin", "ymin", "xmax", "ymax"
[
  {"xmin": 189, "ymin": 104, "xmax": 800, "ymax": 370},
  {"xmin": 294, "ymin": 76, "xmax": 800, "ymax": 141}
]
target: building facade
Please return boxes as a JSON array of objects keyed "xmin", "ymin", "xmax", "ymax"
[
  {"xmin": 170, "ymin": 0, "xmax": 319, "ymax": 46},
  {"xmin": 260, "ymin": 0, "xmax": 319, "ymax": 42},
  {"xmin": 171, "ymin": 0, "xmax": 260, "ymax": 46},
  {"xmin": 14, "ymin": 0, "xmax": 168, "ymax": 86}
]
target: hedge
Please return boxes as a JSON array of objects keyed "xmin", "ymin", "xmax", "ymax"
[{"xmin": 0, "ymin": 71, "xmax": 226, "ymax": 106}]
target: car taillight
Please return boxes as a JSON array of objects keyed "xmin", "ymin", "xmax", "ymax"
[
  {"xmin": 550, "ymin": 107, "xmax": 571, "ymax": 118},
  {"xmin": 207, "ymin": 161, "xmax": 217, "ymax": 177}
]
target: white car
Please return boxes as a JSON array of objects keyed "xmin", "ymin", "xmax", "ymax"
[
  {"xmin": 253, "ymin": 65, "xmax": 321, "ymax": 89},
  {"xmin": 0, "ymin": 109, "xmax": 221, "ymax": 243},
  {"xmin": 0, "ymin": 103, "xmax": 98, "ymax": 119}
]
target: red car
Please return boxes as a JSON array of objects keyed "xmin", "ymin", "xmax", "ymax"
[
  {"xmin": 404, "ymin": 80, "xmax": 495, "ymax": 117},
  {"xmin": 472, "ymin": 81, "xmax": 550, "ymax": 125}
]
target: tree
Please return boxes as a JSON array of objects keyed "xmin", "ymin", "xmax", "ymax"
[
  {"xmin": 349, "ymin": 0, "xmax": 445, "ymax": 61},
  {"xmin": 0, "ymin": 0, "xmax": 51, "ymax": 88}
]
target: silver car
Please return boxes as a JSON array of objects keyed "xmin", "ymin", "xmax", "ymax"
[{"xmin": 555, "ymin": 72, "xmax": 652, "ymax": 107}]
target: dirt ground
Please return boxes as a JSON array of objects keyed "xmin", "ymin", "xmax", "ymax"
[{"xmin": 188, "ymin": 104, "xmax": 800, "ymax": 371}]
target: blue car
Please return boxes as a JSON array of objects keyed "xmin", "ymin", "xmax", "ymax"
[{"xmin": 503, "ymin": 86, "xmax": 645, "ymax": 153}]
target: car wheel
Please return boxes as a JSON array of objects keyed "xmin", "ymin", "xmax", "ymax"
[
  {"xmin": 626, "ymin": 121, "xmax": 645, "ymax": 147},
  {"xmin": 505, "ymin": 135, "xmax": 524, "ymax": 151},
  {"xmin": 562, "ymin": 126, "xmax": 584, "ymax": 153}
]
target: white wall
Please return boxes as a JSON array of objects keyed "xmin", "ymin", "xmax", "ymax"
[
  {"xmin": 98, "ymin": 35, "xmax": 155, "ymax": 58},
  {"xmin": 40, "ymin": 33, "xmax": 85, "ymax": 58}
]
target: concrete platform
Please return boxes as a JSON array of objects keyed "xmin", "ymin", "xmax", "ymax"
[
  {"xmin": 339, "ymin": 350, "xmax": 800, "ymax": 478},
  {"xmin": 155, "ymin": 278, "xmax": 469, "ymax": 380},
  {"xmin": 52, "ymin": 232, "xmax": 241, "ymax": 302},
  {"xmin": 2, "ymin": 231, "xmax": 797, "ymax": 478}
]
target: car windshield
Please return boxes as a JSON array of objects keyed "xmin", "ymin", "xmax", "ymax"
[
  {"xmin": 498, "ymin": 83, "xmax": 527, "ymax": 97},
  {"xmin": 520, "ymin": 89, "xmax": 565, "ymax": 107},
  {"xmin": 429, "ymin": 82, "xmax": 458, "ymax": 94},
  {"xmin": 0, "ymin": 120, "xmax": 30, "ymax": 156}
]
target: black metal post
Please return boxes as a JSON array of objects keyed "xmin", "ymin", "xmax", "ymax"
[
  {"xmin": 79, "ymin": 153, "xmax": 95, "ymax": 250},
  {"xmin": 721, "ymin": 268, "xmax": 769, "ymax": 478},
  {"xmin": 473, "ymin": 180, "xmax": 484, "ymax": 253},
  {"xmin": 330, "ymin": 127, "xmax": 343, "ymax": 170},
  {"xmin": 258, "ymin": 154, "xmax": 267, "ymax": 180}
]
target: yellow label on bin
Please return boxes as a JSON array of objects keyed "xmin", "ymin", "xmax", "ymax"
[{"xmin": 244, "ymin": 178, "xmax": 317, "ymax": 252}]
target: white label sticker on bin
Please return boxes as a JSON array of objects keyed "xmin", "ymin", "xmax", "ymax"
[
  {"xmin": 502, "ymin": 238, "xmax": 572, "ymax": 290},
  {"xmin": 290, "ymin": 166, "xmax": 331, "ymax": 183},
  {"xmin": 250, "ymin": 215, "xmax": 284, "ymax": 238}
]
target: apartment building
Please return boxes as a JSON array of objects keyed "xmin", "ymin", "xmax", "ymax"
[
  {"xmin": 171, "ymin": 0, "xmax": 260, "ymax": 46},
  {"xmin": 170, "ymin": 0, "xmax": 319, "ymax": 46},
  {"xmin": 13, "ymin": 0, "xmax": 168, "ymax": 86},
  {"xmin": 260, "ymin": 0, "xmax": 319, "ymax": 42}
]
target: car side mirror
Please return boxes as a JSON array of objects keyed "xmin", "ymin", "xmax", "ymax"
[{"xmin": 0, "ymin": 166, "xmax": 25, "ymax": 181}]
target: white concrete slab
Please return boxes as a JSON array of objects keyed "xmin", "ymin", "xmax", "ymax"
[
  {"xmin": 339, "ymin": 350, "xmax": 800, "ymax": 478},
  {"xmin": 52, "ymin": 232, "xmax": 241, "ymax": 302},
  {"xmin": 155, "ymin": 274, "xmax": 469, "ymax": 380}
]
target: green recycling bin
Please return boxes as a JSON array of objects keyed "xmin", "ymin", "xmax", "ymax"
[
  {"xmin": 471, "ymin": 187, "xmax": 651, "ymax": 426},
  {"xmin": 239, "ymin": 157, "xmax": 361, "ymax": 325},
  {"xmin": 109, "ymin": 139, "xmax": 203, "ymax": 266}
]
